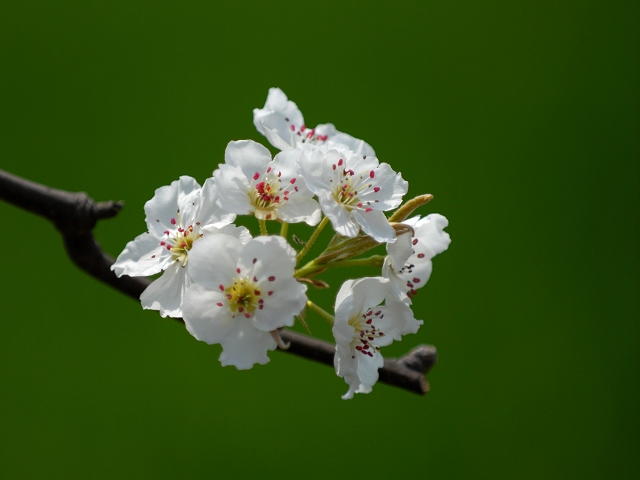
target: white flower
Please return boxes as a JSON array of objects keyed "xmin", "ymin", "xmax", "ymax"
[
  {"xmin": 383, "ymin": 214, "xmax": 451, "ymax": 302},
  {"xmin": 333, "ymin": 277, "xmax": 422, "ymax": 399},
  {"xmin": 213, "ymin": 140, "xmax": 321, "ymax": 225},
  {"xmin": 253, "ymin": 87, "xmax": 375, "ymax": 156},
  {"xmin": 111, "ymin": 176, "xmax": 239, "ymax": 318},
  {"xmin": 299, "ymin": 148, "xmax": 408, "ymax": 242},
  {"xmin": 182, "ymin": 234, "xmax": 307, "ymax": 369}
]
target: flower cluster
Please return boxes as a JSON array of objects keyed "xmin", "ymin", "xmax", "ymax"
[{"xmin": 112, "ymin": 88, "xmax": 451, "ymax": 398}]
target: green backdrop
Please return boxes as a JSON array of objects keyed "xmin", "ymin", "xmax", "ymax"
[{"xmin": 1, "ymin": 1, "xmax": 638, "ymax": 478}]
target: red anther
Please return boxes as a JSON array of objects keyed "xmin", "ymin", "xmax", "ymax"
[
  {"xmin": 366, "ymin": 319, "xmax": 372, "ymax": 324},
  {"xmin": 366, "ymin": 311, "xmax": 373, "ymax": 316},
  {"xmin": 181, "ymin": 242, "xmax": 187, "ymax": 248},
  {"xmin": 373, "ymin": 186, "xmax": 381, "ymax": 193},
  {"xmin": 160, "ymin": 241, "xmax": 166, "ymax": 246},
  {"xmin": 227, "ymin": 294, "xmax": 233, "ymax": 299},
  {"xmin": 253, "ymin": 172, "xmax": 260, "ymax": 181},
  {"xmin": 357, "ymin": 203, "xmax": 363, "ymax": 208},
  {"xmin": 274, "ymin": 196, "xmax": 280, "ymax": 203},
  {"xmin": 413, "ymin": 278, "xmax": 420, "ymax": 283},
  {"xmin": 253, "ymin": 258, "xmax": 257, "ymax": 264},
  {"xmin": 413, "ymin": 239, "xmax": 418, "ymax": 245},
  {"xmin": 364, "ymin": 344, "xmax": 370, "ymax": 349},
  {"xmin": 356, "ymin": 346, "xmax": 363, "ymax": 351},
  {"xmin": 238, "ymin": 307, "xmax": 243, "ymax": 312},
  {"xmin": 277, "ymin": 171, "xmax": 282, "ymax": 177},
  {"xmin": 258, "ymin": 299, "xmax": 264, "ymax": 303},
  {"xmin": 307, "ymin": 131, "xmax": 313, "ymax": 138},
  {"xmin": 219, "ymin": 284, "xmax": 224, "ymax": 291},
  {"xmin": 369, "ymin": 170, "xmax": 375, "ymax": 178},
  {"xmin": 268, "ymin": 291, "xmax": 273, "ymax": 296},
  {"xmin": 170, "ymin": 218, "xmax": 176, "ymax": 225},
  {"xmin": 216, "ymin": 302, "xmax": 223, "ymax": 307},
  {"xmin": 290, "ymin": 124, "xmax": 295, "ymax": 131},
  {"xmin": 268, "ymin": 276, "xmax": 276, "ymax": 282},
  {"xmin": 338, "ymin": 159, "xmax": 343, "ymax": 166},
  {"xmin": 283, "ymin": 196, "xmax": 289, "ymax": 201},
  {"xmin": 166, "ymin": 245, "xmax": 172, "ymax": 250},
  {"xmin": 365, "ymin": 207, "xmax": 373, "ymax": 212},
  {"xmin": 284, "ymin": 190, "xmax": 289, "ymax": 196},
  {"xmin": 259, "ymin": 305, "xmax": 264, "ymax": 310},
  {"xmin": 332, "ymin": 164, "xmax": 336, "ymax": 170},
  {"xmin": 253, "ymin": 276, "xmax": 258, "ymax": 282},
  {"xmin": 360, "ymin": 331, "xmax": 365, "ymax": 336},
  {"xmin": 417, "ymin": 253, "xmax": 425, "ymax": 258},
  {"xmin": 195, "ymin": 222, "xmax": 200, "ymax": 226},
  {"xmin": 178, "ymin": 228, "xmax": 184, "ymax": 232},
  {"xmin": 294, "ymin": 186, "xmax": 299, "ymax": 192},
  {"xmin": 375, "ymin": 311, "xmax": 381, "ymax": 316},
  {"xmin": 164, "ymin": 230, "xmax": 170, "ymax": 235},
  {"xmin": 290, "ymin": 178, "xmax": 296, "ymax": 184},
  {"xmin": 301, "ymin": 125, "xmax": 306, "ymax": 131},
  {"xmin": 349, "ymin": 169, "xmax": 355, "ymax": 176},
  {"xmin": 244, "ymin": 313, "xmax": 251, "ymax": 318},
  {"xmin": 407, "ymin": 282, "xmax": 414, "ymax": 288},
  {"xmin": 267, "ymin": 167, "xmax": 272, "ymax": 173},
  {"xmin": 255, "ymin": 181, "xmax": 265, "ymax": 193},
  {"xmin": 254, "ymin": 290, "xmax": 260, "ymax": 296}
]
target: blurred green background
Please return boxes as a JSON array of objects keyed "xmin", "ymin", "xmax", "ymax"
[{"xmin": 1, "ymin": 1, "xmax": 638, "ymax": 478}]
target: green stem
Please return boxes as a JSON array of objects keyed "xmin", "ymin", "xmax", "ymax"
[
  {"xmin": 260, "ymin": 219, "xmax": 268, "ymax": 236},
  {"xmin": 280, "ymin": 221, "xmax": 289, "ymax": 239},
  {"xmin": 306, "ymin": 300, "xmax": 334, "ymax": 325},
  {"xmin": 295, "ymin": 255, "xmax": 386, "ymax": 279},
  {"xmin": 326, "ymin": 255, "xmax": 386, "ymax": 270},
  {"xmin": 296, "ymin": 216, "xmax": 329, "ymax": 264}
]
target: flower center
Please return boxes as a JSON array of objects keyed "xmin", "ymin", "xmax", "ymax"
[
  {"xmin": 348, "ymin": 309, "xmax": 386, "ymax": 358},
  {"xmin": 329, "ymin": 158, "xmax": 380, "ymax": 212},
  {"xmin": 159, "ymin": 216, "xmax": 203, "ymax": 267},
  {"xmin": 223, "ymin": 277, "xmax": 262, "ymax": 318},
  {"xmin": 249, "ymin": 169, "xmax": 294, "ymax": 220},
  {"xmin": 285, "ymin": 119, "xmax": 329, "ymax": 147}
]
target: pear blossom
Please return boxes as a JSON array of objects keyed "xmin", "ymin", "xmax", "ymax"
[
  {"xmin": 299, "ymin": 148, "xmax": 408, "ymax": 242},
  {"xmin": 253, "ymin": 87, "xmax": 375, "ymax": 156},
  {"xmin": 182, "ymin": 233, "xmax": 307, "ymax": 369},
  {"xmin": 111, "ymin": 176, "xmax": 239, "ymax": 318},
  {"xmin": 213, "ymin": 140, "xmax": 321, "ymax": 225},
  {"xmin": 333, "ymin": 277, "xmax": 422, "ymax": 399},
  {"xmin": 383, "ymin": 214, "xmax": 451, "ymax": 302}
]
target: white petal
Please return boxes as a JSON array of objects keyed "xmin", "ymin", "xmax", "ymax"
[
  {"xmin": 335, "ymin": 277, "xmax": 389, "ymax": 323},
  {"xmin": 263, "ymin": 127, "xmax": 295, "ymax": 151},
  {"xmin": 358, "ymin": 163, "xmax": 408, "ymax": 211},
  {"xmin": 200, "ymin": 224, "xmax": 253, "ymax": 245},
  {"xmin": 187, "ymin": 234, "xmax": 243, "ymax": 289},
  {"xmin": 316, "ymin": 123, "xmax": 376, "ymax": 157},
  {"xmin": 297, "ymin": 148, "xmax": 334, "ymax": 195},
  {"xmin": 355, "ymin": 351, "xmax": 384, "ymax": 395},
  {"xmin": 318, "ymin": 191, "xmax": 360, "ymax": 237},
  {"xmin": 386, "ymin": 230, "xmax": 414, "ymax": 272},
  {"xmin": 238, "ymin": 235, "xmax": 297, "ymax": 273},
  {"xmin": 219, "ymin": 318, "xmax": 277, "ymax": 369},
  {"xmin": 111, "ymin": 232, "xmax": 169, "ymax": 277},
  {"xmin": 196, "ymin": 177, "xmax": 236, "ymax": 228},
  {"xmin": 278, "ymin": 197, "xmax": 321, "ymax": 225},
  {"xmin": 353, "ymin": 209, "xmax": 396, "ymax": 243},
  {"xmin": 140, "ymin": 263, "xmax": 189, "ymax": 318},
  {"xmin": 414, "ymin": 214, "xmax": 451, "ymax": 257},
  {"xmin": 212, "ymin": 164, "xmax": 252, "ymax": 215},
  {"xmin": 254, "ymin": 277, "xmax": 306, "ymax": 331},
  {"xmin": 374, "ymin": 297, "xmax": 423, "ymax": 342},
  {"xmin": 224, "ymin": 140, "xmax": 272, "ymax": 180},
  {"xmin": 253, "ymin": 88, "xmax": 305, "ymax": 150},
  {"xmin": 144, "ymin": 176, "xmax": 201, "ymax": 237},
  {"xmin": 183, "ymin": 283, "xmax": 235, "ymax": 344}
]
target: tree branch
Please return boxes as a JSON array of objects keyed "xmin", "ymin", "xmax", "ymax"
[{"xmin": 0, "ymin": 169, "xmax": 437, "ymax": 396}]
